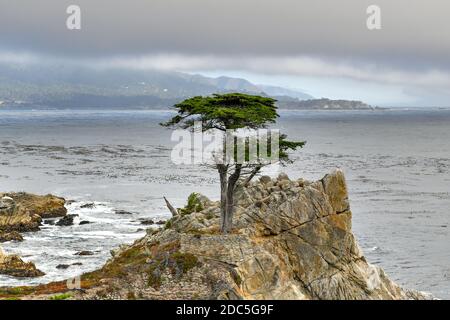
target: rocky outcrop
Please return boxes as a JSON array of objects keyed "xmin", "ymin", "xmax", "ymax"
[
  {"xmin": 0, "ymin": 231, "xmax": 23, "ymax": 243},
  {"xmin": 0, "ymin": 193, "xmax": 67, "ymax": 233},
  {"xmin": 0, "ymin": 193, "xmax": 67, "ymax": 219},
  {"xmin": 0, "ymin": 171, "xmax": 428, "ymax": 300},
  {"xmin": 0, "ymin": 249, "xmax": 45, "ymax": 278},
  {"xmin": 74, "ymin": 251, "xmax": 94, "ymax": 256},
  {"xmin": 56, "ymin": 214, "xmax": 77, "ymax": 227},
  {"xmin": 0, "ymin": 193, "xmax": 66, "ymax": 280}
]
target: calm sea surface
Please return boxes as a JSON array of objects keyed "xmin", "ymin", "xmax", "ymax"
[{"xmin": 0, "ymin": 108, "xmax": 449, "ymax": 298}]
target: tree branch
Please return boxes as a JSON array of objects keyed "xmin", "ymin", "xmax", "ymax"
[
  {"xmin": 242, "ymin": 165, "xmax": 263, "ymax": 186},
  {"xmin": 163, "ymin": 196, "xmax": 179, "ymax": 217}
]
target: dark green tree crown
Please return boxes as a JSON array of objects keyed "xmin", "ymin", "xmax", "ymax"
[{"xmin": 161, "ymin": 93, "xmax": 279, "ymax": 131}]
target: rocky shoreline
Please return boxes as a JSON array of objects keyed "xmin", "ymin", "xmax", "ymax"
[
  {"xmin": 0, "ymin": 170, "xmax": 430, "ymax": 300},
  {"xmin": 0, "ymin": 193, "xmax": 67, "ymax": 277}
]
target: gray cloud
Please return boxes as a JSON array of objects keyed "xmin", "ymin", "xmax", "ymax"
[
  {"xmin": 93, "ymin": 54, "xmax": 450, "ymax": 89},
  {"xmin": 1, "ymin": 0, "xmax": 450, "ymax": 105},
  {"xmin": 1, "ymin": 0, "xmax": 449, "ymax": 68}
]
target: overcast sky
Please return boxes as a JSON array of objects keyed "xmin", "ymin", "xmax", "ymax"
[{"xmin": 1, "ymin": 0, "xmax": 449, "ymax": 106}]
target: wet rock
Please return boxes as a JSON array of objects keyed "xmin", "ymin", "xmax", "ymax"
[
  {"xmin": 155, "ymin": 220, "xmax": 166, "ymax": 225},
  {"xmin": 114, "ymin": 209, "xmax": 133, "ymax": 215},
  {"xmin": 74, "ymin": 251, "xmax": 94, "ymax": 256},
  {"xmin": 0, "ymin": 231, "xmax": 24, "ymax": 243},
  {"xmin": 0, "ymin": 250, "xmax": 45, "ymax": 278},
  {"xmin": 56, "ymin": 214, "xmax": 78, "ymax": 227},
  {"xmin": 43, "ymin": 219, "xmax": 56, "ymax": 225},
  {"xmin": 56, "ymin": 262, "xmax": 83, "ymax": 269},
  {"xmin": 79, "ymin": 220, "xmax": 91, "ymax": 225},
  {"xmin": 80, "ymin": 203, "xmax": 96, "ymax": 209},
  {"xmin": 139, "ymin": 219, "xmax": 154, "ymax": 225}
]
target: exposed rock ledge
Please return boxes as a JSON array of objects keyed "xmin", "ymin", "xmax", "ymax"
[
  {"xmin": 0, "ymin": 192, "xmax": 67, "ymax": 241},
  {"xmin": 0, "ymin": 193, "xmax": 66, "ymax": 278},
  {"xmin": 0, "ymin": 171, "xmax": 429, "ymax": 300},
  {"xmin": 0, "ymin": 249, "xmax": 45, "ymax": 278}
]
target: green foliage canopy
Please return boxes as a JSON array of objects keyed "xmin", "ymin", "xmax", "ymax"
[{"xmin": 161, "ymin": 93, "xmax": 279, "ymax": 131}]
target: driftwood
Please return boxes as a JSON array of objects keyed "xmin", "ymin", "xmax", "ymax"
[{"xmin": 163, "ymin": 196, "xmax": 179, "ymax": 217}]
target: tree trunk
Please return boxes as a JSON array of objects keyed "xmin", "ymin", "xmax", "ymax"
[
  {"xmin": 223, "ymin": 164, "xmax": 242, "ymax": 233},
  {"xmin": 163, "ymin": 196, "xmax": 179, "ymax": 217},
  {"xmin": 218, "ymin": 164, "xmax": 228, "ymax": 233}
]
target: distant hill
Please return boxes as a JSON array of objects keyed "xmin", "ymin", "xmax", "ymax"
[
  {"xmin": 257, "ymin": 85, "xmax": 313, "ymax": 100},
  {"xmin": 277, "ymin": 98, "xmax": 377, "ymax": 110},
  {"xmin": 0, "ymin": 64, "xmax": 376, "ymax": 111},
  {"xmin": 0, "ymin": 64, "xmax": 312, "ymax": 109}
]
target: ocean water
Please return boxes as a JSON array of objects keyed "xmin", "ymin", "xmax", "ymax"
[{"xmin": 0, "ymin": 108, "xmax": 449, "ymax": 298}]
